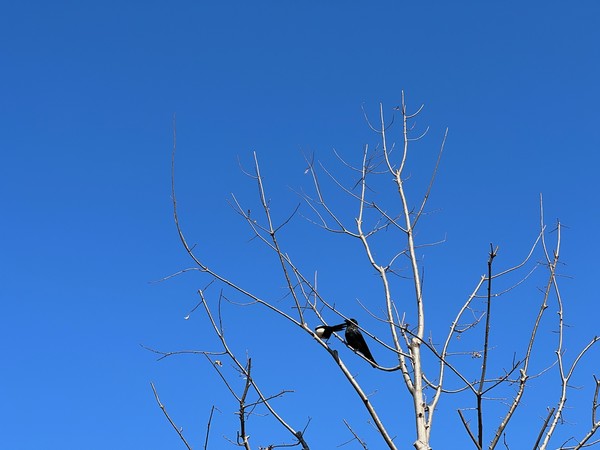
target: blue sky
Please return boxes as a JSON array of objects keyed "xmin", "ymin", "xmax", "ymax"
[{"xmin": 2, "ymin": 2, "xmax": 600, "ymax": 449}]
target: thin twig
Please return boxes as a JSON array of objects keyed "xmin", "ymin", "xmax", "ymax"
[
  {"xmin": 150, "ymin": 381, "xmax": 193, "ymax": 450},
  {"xmin": 341, "ymin": 419, "xmax": 369, "ymax": 449}
]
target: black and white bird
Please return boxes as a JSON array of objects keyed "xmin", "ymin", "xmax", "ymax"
[
  {"xmin": 315, "ymin": 322, "xmax": 346, "ymax": 340},
  {"xmin": 344, "ymin": 318, "xmax": 377, "ymax": 367}
]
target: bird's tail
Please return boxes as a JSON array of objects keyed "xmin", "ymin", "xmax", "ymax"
[{"xmin": 329, "ymin": 323, "xmax": 346, "ymax": 332}]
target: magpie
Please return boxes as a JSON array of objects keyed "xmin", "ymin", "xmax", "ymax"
[
  {"xmin": 315, "ymin": 322, "xmax": 346, "ymax": 340},
  {"xmin": 344, "ymin": 319, "xmax": 377, "ymax": 367}
]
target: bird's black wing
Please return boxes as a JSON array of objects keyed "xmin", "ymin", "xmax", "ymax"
[{"xmin": 345, "ymin": 325, "xmax": 377, "ymax": 367}]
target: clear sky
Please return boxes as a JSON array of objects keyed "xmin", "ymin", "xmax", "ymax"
[{"xmin": 2, "ymin": 2, "xmax": 599, "ymax": 449}]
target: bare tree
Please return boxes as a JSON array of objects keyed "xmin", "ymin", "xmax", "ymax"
[{"xmin": 147, "ymin": 93, "xmax": 599, "ymax": 449}]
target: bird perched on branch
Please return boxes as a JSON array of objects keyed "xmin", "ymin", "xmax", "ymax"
[
  {"xmin": 345, "ymin": 319, "xmax": 377, "ymax": 367},
  {"xmin": 315, "ymin": 322, "xmax": 346, "ymax": 340}
]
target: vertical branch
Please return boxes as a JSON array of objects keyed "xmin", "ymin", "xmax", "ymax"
[
  {"xmin": 488, "ymin": 219, "xmax": 547, "ymax": 448},
  {"xmin": 593, "ymin": 376, "xmax": 600, "ymax": 431},
  {"xmin": 538, "ymin": 222, "xmax": 563, "ymax": 450},
  {"xmin": 477, "ymin": 244, "xmax": 498, "ymax": 447},
  {"xmin": 397, "ymin": 93, "xmax": 426, "ymax": 344},
  {"xmin": 204, "ymin": 406, "xmax": 216, "ymax": 450},
  {"xmin": 237, "ymin": 358, "xmax": 253, "ymax": 450},
  {"xmin": 375, "ymin": 93, "xmax": 431, "ymax": 449},
  {"xmin": 398, "ymin": 95, "xmax": 429, "ymax": 450}
]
